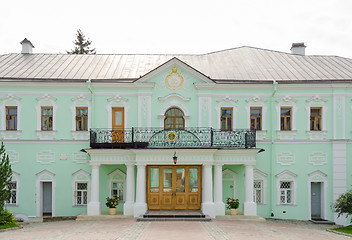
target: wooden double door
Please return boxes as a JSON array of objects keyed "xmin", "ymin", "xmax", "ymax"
[{"xmin": 147, "ymin": 165, "xmax": 202, "ymax": 210}]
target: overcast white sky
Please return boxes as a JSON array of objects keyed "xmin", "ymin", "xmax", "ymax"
[{"xmin": 1, "ymin": 0, "xmax": 352, "ymax": 58}]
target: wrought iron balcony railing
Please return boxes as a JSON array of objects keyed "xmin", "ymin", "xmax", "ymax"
[{"xmin": 90, "ymin": 127, "xmax": 256, "ymax": 149}]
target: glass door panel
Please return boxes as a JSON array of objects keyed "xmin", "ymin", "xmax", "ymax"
[
  {"xmin": 176, "ymin": 168, "xmax": 185, "ymax": 192},
  {"xmin": 150, "ymin": 168, "xmax": 159, "ymax": 193},
  {"xmin": 189, "ymin": 168, "xmax": 198, "ymax": 192},
  {"xmin": 163, "ymin": 168, "xmax": 172, "ymax": 193}
]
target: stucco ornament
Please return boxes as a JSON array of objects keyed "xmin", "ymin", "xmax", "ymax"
[{"xmin": 165, "ymin": 67, "xmax": 184, "ymax": 90}]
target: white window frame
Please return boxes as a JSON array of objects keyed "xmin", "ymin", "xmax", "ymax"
[
  {"xmin": 276, "ymin": 170, "xmax": 297, "ymax": 205},
  {"xmin": 246, "ymin": 96, "xmax": 267, "ymax": 140},
  {"xmin": 106, "ymin": 95, "xmax": 129, "ymax": 129},
  {"xmin": 253, "ymin": 169, "xmax": 267, "ymax": 205},
  {"xmin": 276, "ymin": 96, "xmax": 297, "ymax": 140},
  {"xmin": 108, "ymin": 169, "xmax": 126, "ymax": 202},
  {"xmin": 159, "ymin": 100, "xmax": 190, "ymax": 128},
  {"xmin": 35, "ymin": 94, "xmax": 57, "ymax": 140},
  {"xmin": 5, "ymin": 171, "xmax": 20, "ymax": 206},
  {"xmin": 72, "ymin": 169, "xmax": 90, "ymax": 206},
  {"xmin": 305, "ymin": 96, "xmax": 327, "ymax": 140},
  {"xmin": 71, "ymin": 94, "xmax": 91, "ymax": 140},
  {"xmin": 216, "ymin": 96, "xmax": 238, "ymax": 130},
  {"xmin": 74, "ymin": 182, "xmax": 88, "ymax": 206},
  {"xmin": 307, "ymin": 170, "xmax": 328, "ymax": 220},
  {"xmin": 0, "ymin": 94, "xmax": 22, "ymax": 140}
]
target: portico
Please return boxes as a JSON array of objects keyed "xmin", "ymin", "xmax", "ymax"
[{"xmin": 85, "ymin": 148, "xmax": 261, "ymax": 218}]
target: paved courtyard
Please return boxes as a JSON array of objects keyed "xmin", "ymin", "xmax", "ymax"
[{"xmin": 0, "ymin": 218, "xmax": 350, "ymax": 240}]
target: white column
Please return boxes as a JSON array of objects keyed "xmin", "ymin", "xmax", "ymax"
[
  {"xmin": 134, "ymin": 164, "xmax": 147, "ymax": 217},
  {"xmin": 123, "ymin": 164, "xmax": 135, "ymax": 216},
  {"xmin": 214, "ymin": 164, "xmax": 225, "ymax": 216},
  {"xmin": 87, "ymin": 164, "xmax": 101, "ymax": 215},
  {"xmin": 201, "ymin": 164, "xmax": 215, "ymax": 218},
  {"xmin": 244, "ymin": 164, "xmax": 257, "ymax": 216}
]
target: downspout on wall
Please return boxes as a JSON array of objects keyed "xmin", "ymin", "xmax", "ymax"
[
  {"xmin": 270, "ymin": 80, "xmax": 278, "ymax": 217},
  {"xmin": 86, "ymin": 79, "xmax": 94, "ymax": 129}
]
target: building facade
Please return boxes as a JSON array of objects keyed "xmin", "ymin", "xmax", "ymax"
[{"xmin": 1, "ymin": 40, "xmax": 351, "ymax": 225}]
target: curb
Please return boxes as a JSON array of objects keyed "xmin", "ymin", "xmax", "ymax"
[
  {"xmin": 0, "ymin": 225, "xmax": 23, "ymax": 232},
  {"xmin": 327, "ymin": 229, "xmax": 352, "ymax": 238}
]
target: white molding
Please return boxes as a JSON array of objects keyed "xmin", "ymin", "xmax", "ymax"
[
  {"xmin": 246, "ymin": 97, "xmax": 268, "ymax": 140},
  {"xmin": 70, "ymin": 94, "xmax": 91, "ymax": 140},
  {"xmin": 108, "ymin": 169, "xmax": 126, "ymax": 202},
  {"xmin": 198, "ymin": 96, "xmax": 211, "ymax": 128},
  {"xmin": 35, "ymin": 94, "xmax": 57, "ymax": 140},
  {"xmin": 107, "ymin": 94, "xmax": 128, "ymax": 103},
  {"xmin": 306, "ymin": 96, "xmax": 328, "ymax": 103},
  {"xmin": 72, "ymin": 152, "xmax": 90, "ymax": 164},
  {"xmin": 0, "ymin": 93, "xmax": 22, "ymax": 139},
  {"xmin": 308, "ymin": 152, "xmax": 328, "ymax": 166},
  {"xmin": 253, "ymin": 169, "xmax": 267, "ymax": 204},
  {"xmin": 138, "ymin": 95, "xmax": 151, "ymax": 128},
  {"xmin": 308, "ymin": 170, "xmax": 328, "ymax": 220},
  {"xmin": 222, "ymin": 169, "xmax": 237, "ymax": 200},
  {"xmin": 305, "ymin": 96, "xmax": 327, "ymax": 139},
  {"xmin": 106, "ymin": 97, "xmax": 129, "ymax": 129},
  {"xmin": 216, "ymin": 97, "xmax": 238, "ymax": 129},
  {"xmin": 72, "ymin": 169, "xmax": 90, "ymax": 206},
  {"xmin": 5, "ymin": 150, "xmax": 19, "ymax": 164},
  {"xmin": 135, "ymin": 58, "xmax": 214, "ymax": 84},
  {"xmin": 276, "ymin": 152, "xmax": 295, "ymax": 166},
  {"xmin": 276, "ymin": 96, "xmax": 297, "ymax": 140},
  {"xmin": 159, "ymin": 100, "xmax": 190, "ymax": 128},
  {"xmin": 36, "ymin": 170, "xmax": 56, "ymax": 217},
  {"xmin": 276, "ymin": 170, "xmax": 297, "ymax": 205},
  {"xmin": 158, "ymin": 93, "xmax": 191, "ymax": 102},
  {"xmin": 37, "ymin": 150, "xmax": 55, "ymax": 164}
]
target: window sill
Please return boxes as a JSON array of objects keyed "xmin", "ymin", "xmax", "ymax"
[
  {"xmin": 276, "ymin": 130, "xmax": 297, "ymax": 140},
  {"xmin": 73, "ymin": 205, "xmax": 87, "ymax": 207},
  {"xmin": 0, "ymin": 130, "xmax": 22, "ymax": 140},
  {"xmin": 306, "ymin": 131, "xmax": 327, "ymax": 140},
  {"xmin": 71, "ymin": 131, "xmax": 89, "ymax": 140},
  {"xmin": 5, "ymin": 203, "xmax": 18, "ymax": 207},
  {"xmin": 36, "ymin": 130, "xmax": 57, "ymax": 140}
]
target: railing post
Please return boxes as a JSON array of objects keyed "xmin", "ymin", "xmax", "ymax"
[
  {"xmin": 210, "ymin": 128, "xmax": 213, "ymax": 147},
  {"xmin": 132, "ymin": 127, "xmax": 134, "ymax": 144},
  {"xmin": 245, "ymin": 130, "xmax": 248, "ymax": 149}
]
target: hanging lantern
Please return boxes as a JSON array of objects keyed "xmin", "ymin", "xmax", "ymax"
[{"xmin": 173, "ymin": 151, "xmax": 177, "ymax": 164}]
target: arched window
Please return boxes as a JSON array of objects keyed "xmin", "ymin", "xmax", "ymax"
[{"xmin": 164, "ymin": 108, "xmax": 185, "ymax": 129}]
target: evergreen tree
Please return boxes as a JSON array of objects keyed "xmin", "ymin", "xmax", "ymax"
[
  {"xmin": 67, "ymin": 29, "xmax": 96, "ymax": 54},
  {"xmin": 0, "ymin": 142, "xmax": 12, "ymax": 211}
]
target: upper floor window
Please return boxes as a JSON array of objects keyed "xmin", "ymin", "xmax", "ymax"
[
  {"xmin": 310, "ymin": 107, "xmax": 321, "ymax": 131},
  {"xmin": 6, "ymin": 106, "xmax": 17, "ymax": 130},
  {"xmin": 250, "ymin": 107, "xmax": 262, "ymax": 130},
  {"xmin": 221, "ymin": 107, "xmax": 233, "ymax": 131},
  {"xmin": 164, "ymin": 108, "xmax": 184, "ymax": 129},
  {"xmin": 76, "ymin": 107, "xmax": 88, "ymax": 131},
  {"xmin": 280, "ymin": 107, "xmax": 292, "ymax": 131},
  {"xmin": 41, "ymin": 107, "xmax": 53, "ymax": 131}
]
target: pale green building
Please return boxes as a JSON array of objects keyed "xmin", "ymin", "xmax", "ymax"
[{"xmin": 1, "ymin": 40, "xmax": 351, "ymax": 225}]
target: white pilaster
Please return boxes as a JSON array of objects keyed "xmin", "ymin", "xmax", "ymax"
[
  {"xmin": 124, "ymin": 164, "xmax": 135, "ymax": 216},
  {"xmin": 87, "ymin": 164, "xmax": 101, "ymax": 215},
  {"xmin": 244, "ymin": 164, "xmax": 257, "ymax": 216},
  {"xmin": 214, "ymin": 164, "xmax": 225, "ymax": 216},
  {"xmin": 333, "ymin": 141, "xmax": 347, "ymax": 226},
  {"xmin": 134, "ymin": 164, "xmax": 147, "ymax": 217},
  {"xmin": 201, "ymin": 164, "xmax": 215, "ymax": 218}
]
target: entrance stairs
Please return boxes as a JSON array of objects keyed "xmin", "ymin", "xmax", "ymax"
[{"xmin": 137, "ymin": 210, "xmax": 211, "ymax": 222}]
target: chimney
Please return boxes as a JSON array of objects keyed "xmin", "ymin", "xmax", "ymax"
[
  {"xmin": 20, "ymin": 38, "xmax": 34, "ymax": 54},
  {"xmin": 290, "ymin": 42, "xmax": 306, "ymax": 55}
]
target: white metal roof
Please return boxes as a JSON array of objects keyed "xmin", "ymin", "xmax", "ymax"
[{"xmin": 0, "ymin": 46, "xmax": 352, "ymax": 83}]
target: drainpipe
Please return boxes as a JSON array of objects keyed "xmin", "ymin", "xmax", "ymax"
[
  {"xmin": 86, "ymin": 79, "xmax": 94, "ymax": 129},
  {"xmin": 270, "ymin": 80, "xmax": 278, "ymax": 217}
]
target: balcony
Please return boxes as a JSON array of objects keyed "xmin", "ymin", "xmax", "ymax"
[{"xmin": 90, "ymin": 128, "xmax": 256, "ymax": 149}]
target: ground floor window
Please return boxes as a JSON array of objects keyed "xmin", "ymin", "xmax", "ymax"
[
  {"xmin": 6, "ymin": 181, "xmax": 17, "ymax": 205},
  {"xmin": 111, "ymin": 182, "xmax": 124, "ymax": 201},
  {"xmin": 75, "ymin": 182, "xmax": 88, "ymax": 205},
  {"xmin": 280, "ymin": 181, "xmax": 293, "ymax": 204},
  {"xmin": 253, "ymin": 180, "xmax": 263, "ymax": 204}
]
